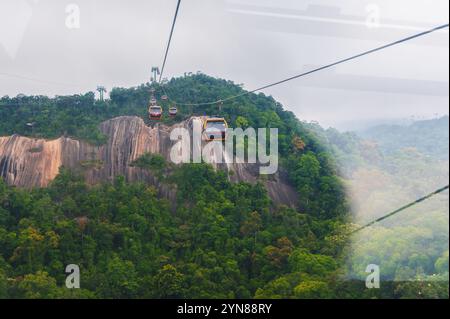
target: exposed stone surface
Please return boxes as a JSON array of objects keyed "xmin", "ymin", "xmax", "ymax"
[{"xmin": 0, "ymin": 116, "xmax": 298, "ymax": 208}]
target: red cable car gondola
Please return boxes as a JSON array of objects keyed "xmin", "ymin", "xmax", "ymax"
[
  {"xmin": 169, "ymin": 106, "xmax": 178, "ymax": 117},
  {"xmin": 149, "ymin": 105, "xmax": 163, "ymax": 120}
]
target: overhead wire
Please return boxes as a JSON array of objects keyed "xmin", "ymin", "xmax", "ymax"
[
  {"xmin": 352, "ymin": 185, "xmax": 450, "ymax": 234},
  {"xmin": 158, "ymin": 0, "xmax": 182, "ymax": 83},
  {"xmin": 162, "ymin": 23, "xmax": 449, "ymax": 107}
]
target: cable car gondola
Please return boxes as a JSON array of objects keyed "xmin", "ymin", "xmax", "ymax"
[
  {"xmin": 169, "ymin": 106, "xmax": 178, "ymax": 117},
  {"xmin": 161, "ymin": 95, "xmax": 168, "ymax": 101},
  {"xmin": 203, "ymin": 117, "xmax": 228, "ymax": 141},
  {"xmin": 149, "ymin": 105, "xmax": 163, "ymax": 120}
]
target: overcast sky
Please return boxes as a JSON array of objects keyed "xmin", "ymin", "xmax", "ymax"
[{"xmin": 0, "ymin": 0, "xmax": 448, "ymax": 130}]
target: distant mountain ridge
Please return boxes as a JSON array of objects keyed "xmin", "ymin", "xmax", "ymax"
[{"xmin": 360, "ymin": 116, "xmax": 449, "ymax": 160}]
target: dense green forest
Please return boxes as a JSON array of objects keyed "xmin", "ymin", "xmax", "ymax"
[
  {"xmin": 0, "ymin": 74, "xmax": 448, "ymax": 298},
  {"xmin": 0, "ymin": 165, "xmax": 346, "ymax": 299},
  {"xmin": 360, "ymin": 116, "xmax": 449, "ymax": 160},
  {"xmin": 0, "ymin": 74, "xmax": 350, "ymax": 298},
  {"xmin": 311, "ymin": 118, "xmax": 449, "ymax": 297}
]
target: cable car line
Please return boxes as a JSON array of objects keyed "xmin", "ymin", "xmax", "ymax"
[
  {"xmin": 146, "ymin": 0, "xmax": 182, "ymax": 121},
  {"xmin": 159, "ymin": 0, "xmax": 182, "ymax": 83},
  {"xmin": 352, "ymin": 185, "xmax": 450, "ymax": 234},
  {"xmin": 164, "ymin": 23, "xmax": 449, "ymax": 107}
]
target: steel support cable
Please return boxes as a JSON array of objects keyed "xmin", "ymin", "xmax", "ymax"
[
  {"xmin": 159, "ymin": 0, "xmax": 182, "ymax": 83},
  {"xmin": 164, "ymin": 23, "xmax": 449, "ymax": 107},
  {"xmin": 351, "ymin": 185, "xmax": 449, "ymax": 234}
]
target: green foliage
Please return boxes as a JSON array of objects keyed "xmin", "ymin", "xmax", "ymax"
[
  {"xmin": 393, "ymin": 273, "xmax": 449, "ymax": 299},
  {"xmin": 293, "ymin": 153, "xmax": 320, "ymax": 206},
  {"xmin": 316, "ymin": 116, "xmax": 449, "ymax": 298},
  {"xmin": 235, "ymin": 116, "xmax": 249, "ymax": 128},
  {"xmin": 294, "ymin": 280, "xmax": 331, "ymax": 299},
  {"xmin": 99, "ymin": 255, "xmax": 139, "ymax": 298},
  {"xmin": 0, "ymin": 74, "xmax": 354, "ymax": 299},
  {"xmin": 79, "ymin": 160, "xmax": 104, "ymax": 170},
  {"xmin": 288, "ymin": 249, "xmax": 337, "ymax": 276},
  {"xmin": 0, "ymin": 92, "xmax": 108, "ymax": 145},
  {"xmin": 361, "ymin": 116, "xmax": 449, "ymax": 160},
  {"xmin": 0, "ymin": 268, "xmax": 7, "ymax": 299},
  {"xmin": 16, "ymin": 271, "xmax": 59, "ymax": 299},
  {"xmin": 435, "ymin": 251, "xmax": 449, "ymax": 274},
  {"xmin": 131, "ymin": 153, "xmax": 167, "ymax": 172},
  {"xmin": 0, "ymin": 164, "xmax": 346, "ymax": 299},
  {"xmin": 151, "ymin": 264, "xmax": 186, "ymax": 299}
]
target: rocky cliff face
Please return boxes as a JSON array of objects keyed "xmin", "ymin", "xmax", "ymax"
[{"xmin": 0, "ymin": 116, "xmax": 298, "ymax": 208}]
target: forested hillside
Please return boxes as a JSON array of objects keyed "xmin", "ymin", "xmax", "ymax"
[
  {"xmin": 0, "ymin": 165, "xmax": 347, "ymax": 299},
  {"xmin": 360, "ymin": 116, "xmax": 449, "ymax": 160},
  {"xmin": 0, "ymin": 74, "xmax": 447, "ymax": 299},
  {"xmin": 0, "ymin": 74, "xmax": 350, "ymax": 299},
  {"xmin": 310, "ymin": 119, "xmax": 449, "ymax": 298}
]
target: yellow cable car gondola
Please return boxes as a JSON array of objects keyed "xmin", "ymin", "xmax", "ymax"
[{"xmin": 203, "ymin": 117, "xmax": 228, "ymax": 141}]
